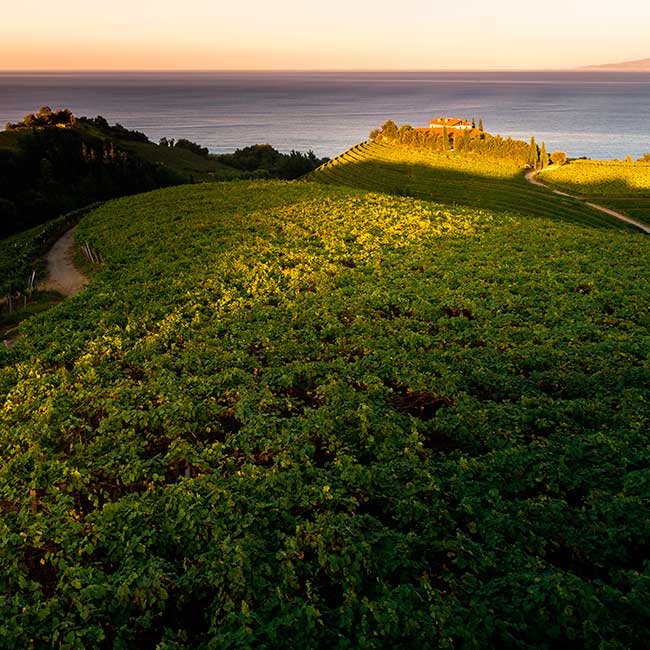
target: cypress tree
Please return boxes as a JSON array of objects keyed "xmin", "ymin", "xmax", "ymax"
[
  {"xmin": 454, "ymin": 131, "xmax": 462, "ymax": 152},
  {"xmin": 528, "ymin": 136, "xmax": 539, "ymax": 168},
  {"xmin": 442, "ymin": 126, "xmax": 449, "ymax": 151},
  {"xmin": 478, "ymin": 118, "xmax": 484, "ymax": 132},
  {"xmin": 540, "ymin": 141, "xmax": 549, "ymax": 169}
]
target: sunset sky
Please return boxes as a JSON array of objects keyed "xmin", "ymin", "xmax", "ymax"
[{"xmin": 1, "ymin": 0, "xmax": 649, "ymax": 71}]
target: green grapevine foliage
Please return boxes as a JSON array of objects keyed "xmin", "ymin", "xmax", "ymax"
[{"xmin": 1, "ymin": 179, "xmax": 649, "ymax": 648}]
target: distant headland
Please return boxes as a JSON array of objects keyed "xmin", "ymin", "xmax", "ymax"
[{"xmin": 581, "ymin": 57, "xmax": 650, "ymax": 71}]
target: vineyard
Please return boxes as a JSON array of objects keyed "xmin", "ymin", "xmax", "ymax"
[
  {"xmin": 312, "ymin": 142, "xmax": 629, "ymax": 230},
  {"xmin": 539, "ymin": 159, "xmax": 650, "ymax": 197},
  {"xmin": 538, "ymin": 160, "xmax": 650, "ymax": 226},
  {"xmin": 1, "ymin": 179, "xmax": 650, "ymax": 647},
  {"xmin": 596, "ymin": 198, "xmax": 650, "ymax": 225}
]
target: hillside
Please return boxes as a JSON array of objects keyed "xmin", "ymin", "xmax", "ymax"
[
  {"xmin": 0, "ymin": 110, "xmax": 329, "ymax": 239},
  {"xmin": 1, "ymin": 180, "xmax": 650, "ymax": 647},
  {"xmin": 0, "ymin": 112, "xmax": 238, "ymax": 238},
  {"xmin": 582, "ymin": 57, "xmax": 650, "ymax": 71},
  {"xmin": 121, "ymin": 138, "xmax": 240, "ymax": 181},
  {"xmin": 312, "ymin": 141, "xmax": 628, "ymax": 230}
]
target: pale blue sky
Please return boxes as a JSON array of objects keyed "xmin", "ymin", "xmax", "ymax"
[{"xmin": 2, "ymin": 0, "xmax": 649, "ymax": 70}]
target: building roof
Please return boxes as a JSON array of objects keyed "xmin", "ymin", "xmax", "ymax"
[{"xmin": 428, "ymin": 117, "xmax": 472, "ymax": 128}]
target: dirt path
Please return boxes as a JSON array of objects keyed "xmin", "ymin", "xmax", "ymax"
[
  {"xmin": 41, "ymin": 226, "xmax": 89, "ymax": 296},
  {"xmin": 524, "ymin": 170, "xmax": 650, "ymax": 234},
  {"xmin": 2, "ymin": 227, "xmax": 88, "ymax": 349}
]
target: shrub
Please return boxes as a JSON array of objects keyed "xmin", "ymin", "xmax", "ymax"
[
  {"xmin": 174, "ymin": 138, "xmax": 210, "ymax": 158},
  {"xmin": 550, "ymin": 151, "xmax": 567, "ymax": 166}
]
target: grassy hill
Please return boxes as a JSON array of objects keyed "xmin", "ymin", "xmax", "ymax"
[
  {"xmin": 1, "ymin": 179, "xmax": 650, "ymax": 647},
  {"xmin": 312, "ymin": 142, "xmax": 630, "ymax": 230}
]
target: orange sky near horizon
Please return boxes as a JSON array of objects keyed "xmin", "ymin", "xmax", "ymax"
[{"xmin": 1, "ymin": 0, "xmax": 650, "ymax": 71}]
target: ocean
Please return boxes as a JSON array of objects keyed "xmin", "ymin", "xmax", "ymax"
[{"xmin": 1, "ymin": 71, "xmax": 649, "ymax": 160}]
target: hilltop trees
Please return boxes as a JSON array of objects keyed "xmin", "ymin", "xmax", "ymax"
[
  {"xmin": 0, "ymin": 115, "xmax": 183, "ymax": 237},
  {"xmin": 214, "ymin": 144, "xmax": 328, "ymax": 180},
  {"xmin": 550, "ymin": 151, "xmax": 567, "ymax": 166},
  {"xmin": 369, "ymin": 120, "xmax": 533, "ymax": 165},
  {"xmin": 453, "ymin": 128, "xmax": 473, "ymax": 153},
  {"xmin": 77, "ymin": 116, "xmax": 150, "ymax": 143},
  {"xmin": 397, "ymin": 124, "xmax": 414, "ymax": 146},
  {"xmin": 174, "ymin": 138, "xmax": 210, "ymax": 158},
  {"xmin": 381, "ymin": 120, "xmax": 398, "ymax": 141},
  {"xmin": 6, "ymin": 106, "xmax": 75, "ymax": 130}
]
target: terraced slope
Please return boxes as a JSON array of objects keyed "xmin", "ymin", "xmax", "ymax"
[
  {"xmin": 2, "ymin": 181, "xmax": 650, "ymax": 647},
  {"xmin": 313, "ymin": 142, "xmax": 628, "ymax": 229}
]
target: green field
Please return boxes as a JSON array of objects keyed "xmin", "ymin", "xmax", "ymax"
[
  {"xmin": 312, "ymin": 142, "xmax": 630, "ymax": 230},
  {"xmin": 2, "ymin": 180, "xmax": 650, "ymax": 648}
]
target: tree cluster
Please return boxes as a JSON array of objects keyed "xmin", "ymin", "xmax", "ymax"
[
  {"xmin": 527, "ymin": 138, "xmax": 568, "ymax": 170},
  {"xmin": 5, "ymin": 106, "xmax": 75, "ymax": 130},
  {"xmin": 0, "ymin": 110, "xmax": 332, "ymax": 237},
  {"xmin": 550, "ymin": 151, "xmax": 567, "ymax": 166},
  {"xmin": 77, "ymin": 115, "xmax": 150, "ymax": 143},
  {"xmin": 215, "ymin": 144, "xmax": 328, "ymax": 180},
  {"xmin": 371, "ymin": 120, "xmax": 532, "ymax": 165},
  {"xmin": 159, "ymin": 137, "xmax": 210, "ymax": 158},
  {"xmin": 371, "ymin": 120, "xmax": 573, "ymax": 170},
  {"xmin": 0, "ymin": 121, "xmax": 182, "ymax": 238}
]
